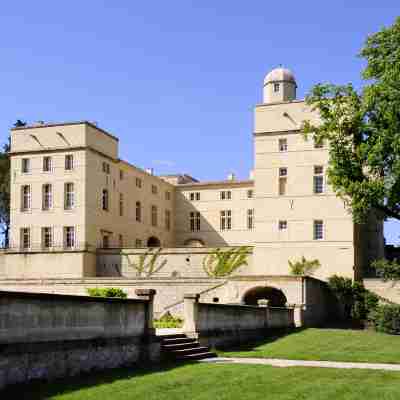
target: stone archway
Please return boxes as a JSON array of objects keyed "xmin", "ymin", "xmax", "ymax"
[
  {"xmin": 242, "ymin": 286, "xmax": 287, "ymax": 307},
  {"xmin": 184, "ymin": 238, "xmax": 205, "ymax": 247},
  {"xmin": 147, "ymin": 236, "xmax": 161, "ymax": 247}
]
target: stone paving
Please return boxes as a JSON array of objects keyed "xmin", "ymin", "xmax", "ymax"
[{"xmin": 200, "ymin": 357, "xmax": 400, "ymax": 371}]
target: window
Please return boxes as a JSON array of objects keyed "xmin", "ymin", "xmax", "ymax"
[
  {"xmin": 279, "ymin": 138, "xmax": 288, "ymax": 152},
  {"xmin": 274, "ymin": 83, "xmax": 280, "ymax": 92},
  {"xmin": 314, "ymin": 138, "xmax": 324, "ymax": 149},
  {"xmin": 151, "ymin": 205, "xmax": 158, "ymax": 227},
  {"xmin": 151, "ymin": 185, "xmax": 158, "ymax": 195},
  {"xmin": 102, "ymin": 189, "xmax": 109, "ymax": 211},
  {"xmin": 314, "ymin": 220, "xmax": 324, "ymax": 240},
  {"xmin": 165, "ymin": 210, "xmax": 171, "ymax": 231},
  {"xmin": 220, "ymin": 191, "xmax": 231, "ymax": 200},
  {"xmin": 119, "ymin": 170, "xmax": 124, "ymax": 180},
  {"xmin": 64, "ymin": 183, "xmax": 74, "ymax": 210},
  {"xmin": 220, "ymin": 210, "xmax": 232, "ymax": 231},
  {"xmin": 21, "ymin": 227, "xmax": 30, "ymax": 249},
  {"xmin": 279, "ymin": 220, "xmax": 287, "ymax": 230},
  {"xmin": 135, "ymin": 239, "xmax": 142, "ymax": 248},
  {"xmin": 136, "ymin": 177, "xmax": 142, "ymax": 188},
  {"xmin": 279, "ymin": 168, "xmax": 287, "ymax": 195},
  {"xmin": 64, "ymin": 226, "xmax": 75, "ymax": 248},
  {"xmin": 65, "ymin": 155, "xmax": 74, "ymax": 170},
  {"xmin": 119, "ymin": 234, "xmax": 123, "ymax": 248},
  {"xmin": 247, "ymin": 189, "xmax": 253, "ymax": 199},
  {"xmin": 119, "ymin": 193, "xmax": 124, "ymax": 216},
  {"xmin": 21, "ymin": 158, "xmax": 30, "ymax": 173},
  {"xmin": 42, "ymin": 227, "xmax": 52, "ymax": 249},
  {"xmin": 102, "ymin": 235, "xmax": 109, "ymax": 248},
  {"xmin": 247, "ymin": 209, "xmax": 254, "ymax": 230},
  {"xmin": 313, "ymin": 166, "xmax": 324, "ymax": 194},
  {"xmin": 102, "ymin": 162, "xmax": 110, "ymax": 174},
  {"xmin": 166, "ymin": 191, "xmax": 171, "ymax": 201},
  {"xmin": 189, "ymin": 192, "xmax": 200, "ymax": 201},
  {"xmin": 42, "ymin": 184, "xmax": 52, "ymax": 210},
  {"xmin": 43, "ymin": 156, "xmax": 52, "ymax": 172},
  {"xmin": 136, "ymin": 201, "xmax": 142, "ymax": 222},
  {"xmin": 190, "ymin": 212, "xmax": 201, "ymax": 232},
  {"xmin": 21, "ymin": 185, "xmax": 31, "ymax": 211}
]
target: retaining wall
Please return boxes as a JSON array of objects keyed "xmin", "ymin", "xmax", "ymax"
[
  {"xmin": 183, "ymin": 294, "xmax": 294, "ymax": 348},
  {"xmin": 0, "ymin": 290, "xmax": 160, "ymax": 389}
]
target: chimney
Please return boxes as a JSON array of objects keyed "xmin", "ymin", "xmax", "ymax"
[
  {"xmin": 146, "ymin": 168, "xmax": 154, "ymax": 175},
  {"xmin": 249, "ymin": 170, "xmax": 254, "ymax": 180},
  {"xmin": 227, "ymin": 173, "xmax": 235, "ymax": 181}
]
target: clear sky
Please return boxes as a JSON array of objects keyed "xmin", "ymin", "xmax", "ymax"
[{"xmin": 0, "ymin": 1, "xmax": 399, "ymax": 244}]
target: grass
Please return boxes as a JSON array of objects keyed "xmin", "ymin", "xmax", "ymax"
[
  {"xmin": 219, "ymin": 328, "xmax": 400, "ymax": 364},
  {"xmin": 4, "ymin": 362, "xmax": 400, "ymax": 400}
]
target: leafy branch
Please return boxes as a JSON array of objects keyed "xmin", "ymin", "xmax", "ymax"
[
  {"xmin": 123, "ymin": 248, "xmax": 168, "ymax": 277},
  {"xmin": 202, "ymin": 246, "xmax": 250, "ymax": 278}
]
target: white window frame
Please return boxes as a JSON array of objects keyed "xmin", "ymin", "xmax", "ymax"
[
  {"xmin": 279, "ymin": 138, "xmax": 288, "ymax": 152},
  {"xmin": 247, "ymin": 209, "xmax": 254, "ymax": 230},
  {"xmin": 43, "ymin": 156, "xmax": 52, "ymax": 172},
  {"xmin": 102, "ymin": 189, "xmax": 109, "ymax": 211},
  {"xmin": 64, "ymin": 183, "xmax": 75, "ymax": 210},
  {"xmin": 21, "ymin": 227, "xmax": 30, "ymax": 250},
  {"xmin": 42, "ymin": 227, "xmax": 52, "ymax": 249},
  {"xmin": 151, "ymin": 205, "xmax": 158, "ymax": 227},
  {"xmin": 65, "ymin": 154, "xmax": 74, "ymax": 171},
  {"xmin": 220, "ymin": 210, "xmax": 232, "ymax": 231},
  {"xmin": 313, "ymin": 166, "xmax": 324, "ymax": 194},
  {"xmin": 314, "ymin": 220, "xmax": 324, "ymax": 240},
  {"xmin": 279, "ymin": 220, "xmax": 287, "ymax": 230},
  {"xmin": 21, "ymin": 158, "xmax": 30, "ymax": 174},
  {"xmin": 42, "ymin": 184, "xmax": 52, "ymax": 210},
  {"xmin": 21, "ymin": 185, "xmax": 31, "ymax": 211},
  {"xmin": 64, "ymin": 226, "xmax": 75, "ymax": 249}
]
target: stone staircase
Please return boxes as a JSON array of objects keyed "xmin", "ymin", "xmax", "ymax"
[{"xmin": 160, "ymin": 334, "xmax": 217, "ymax": 361}]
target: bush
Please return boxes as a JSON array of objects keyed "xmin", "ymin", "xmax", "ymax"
[
  {"xmin": 154, "ymin": 312, "xmax": 183, "ymax": 328},
  {"xmin": 328, "ymin": 275, "xmax": 379, "ymax": 321},
  {"xmin": 288, "ymin": 256, "xmax": 321, "ymax": 276},
  {"xmin": 369, "ymin": 304, "xmax": 400, "ymax": 334},
  {"xmin": 87, "ymin": 287, "xmax": 127, "ymax": 298}
]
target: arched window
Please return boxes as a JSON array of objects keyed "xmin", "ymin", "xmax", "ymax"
[{"xmin": 147, "ymin": 236, "xmax": 161, "ymax": 247}]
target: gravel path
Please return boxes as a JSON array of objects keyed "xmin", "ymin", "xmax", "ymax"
[{"xmin": 199, "ymin": 357, "xmax": 400, "ymax": 371}]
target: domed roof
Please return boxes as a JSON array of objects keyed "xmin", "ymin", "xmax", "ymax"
[{"xmin": 264, "ymin": 67, "xmax": 296, "ymax": 86}]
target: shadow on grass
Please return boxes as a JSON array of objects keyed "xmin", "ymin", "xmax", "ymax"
[
  {"xmin": 216, "ymin": 327, "xmax": 307, "ymax": 354},
  {"xmin": 1, "ymin": 361, "xmax": 185, "ymax": 400}
]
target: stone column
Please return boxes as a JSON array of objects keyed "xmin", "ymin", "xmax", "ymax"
[
  {"xmin": 183, "ymin": 293, "xmax": 199, "ymax": 339},
  {"xmin": 135, "ymin": 289, "xmax": 156, "ymax": 335}
]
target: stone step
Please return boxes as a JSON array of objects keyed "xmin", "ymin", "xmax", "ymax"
[
  {"xmin": 175, "ymin": 351, "xmax": 218, "ymax": 361},
  {"xmin": 169, "ymin": 346, "xmax": 210, "ymax": 356},
  {"xmin": 162, "ymin": 342, "xmax": 201, "ymax": 351},
  {"xmin": 162, "ymin": 337, "xmax": 197, "ymax": 345},
  {"xmin": 158, "ymin": 334, "xmax": 186, "ymax": 340}
]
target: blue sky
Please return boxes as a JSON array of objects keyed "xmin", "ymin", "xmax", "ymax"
[{"xmin": 0, "ymin": 1, "xmax": 399, "ymax": 244}]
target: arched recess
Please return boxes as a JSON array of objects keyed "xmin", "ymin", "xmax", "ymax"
[
  {"xmin": 147, "ymin": 236, "xmax": 161, "ymax": 247},
  {"xmin": 184, "ymin": 238, "xmax": 205, "ymax": 247},
  {"xmin": 242, "ymin": 286, "xmax": 287, "ymax": 307}
]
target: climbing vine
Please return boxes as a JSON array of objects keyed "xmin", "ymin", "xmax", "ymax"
[{"xmin": 122, "ymin": 247, "xmax": 168, "ymax": 277}]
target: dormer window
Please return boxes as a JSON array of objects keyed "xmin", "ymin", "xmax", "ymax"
[{"xmin": 274, "ymin": 83, "xmax": 280, "ymax": 92}]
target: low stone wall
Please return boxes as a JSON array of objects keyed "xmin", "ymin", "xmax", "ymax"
[
  {"xmin": 183, "ymin": 294, "xmax": 294, "ymax": 348},
  {"xmin": 0, "ymin": 290, "xmax": 160, "ymax": 389}
]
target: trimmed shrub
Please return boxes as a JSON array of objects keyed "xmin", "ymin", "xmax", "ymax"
[
  {"xmin": 369, "ymin": 304, "xmax": 400, "ymax": 334},
  {"xmin": 154, "ymin": 312, "xmax": 183, "ymax": 328},
  {"xmin": 87, "ymin": 287, "xmax": 127, "ymax": 298}
]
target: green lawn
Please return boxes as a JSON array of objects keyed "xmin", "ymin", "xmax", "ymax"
[
  {"xmin": 4, "ymin": 362, "xmax": 400, "ymax": 400},
  {"xmin": 219, "ymin": 328, "xmax": 400, "ymax": 364}
]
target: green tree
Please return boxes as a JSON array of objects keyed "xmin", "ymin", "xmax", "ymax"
[
  {"xmin": 303, "ymin": 17, "xmax": 400, "ymax": 223},
  {"xmin": 288, "ymin": 256, "xmax": 321, "ymax": 276},
  {"xmin": 0, "ymin": 137, "xmax": 10, "ymax": 247}
]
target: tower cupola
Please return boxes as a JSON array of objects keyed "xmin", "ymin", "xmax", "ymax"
[{"xmin": 263, "ymin": 67, "xmax": 297, "ymax": 103}]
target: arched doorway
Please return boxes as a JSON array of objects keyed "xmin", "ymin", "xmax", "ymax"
[
  {"xmin": 242, "ymin": 286, "xmax": 287, "ymax": 307},
  {"xmin": 147, "ymin": 236, "xmax": 161, "ymax": 247},
  {"xmin": 184, "ymin": 238, "xmax": 205, "ymax": 247}
]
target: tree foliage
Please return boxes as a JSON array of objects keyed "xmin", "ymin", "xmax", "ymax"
[
  {"xmin": 202, "ymin": 246, "xmax": 250, "ymax": 278},
  {"xmin": 0, "ymin": 137, "xmax": 10, "ymax": 247},
  {"xmin": 288, "ymin": 256, "xmax": 321, "ymax": 276},
  {"xmin": 86, "ymin": 287, "xmax": 127, "ymax": 298},
  {"xmin": 303, "ymin": 17, "xmax": 400, "ymax": 222},
  {"xmin": 371, "ymin": 258, "xmax": 400, "ymax": 282}
]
